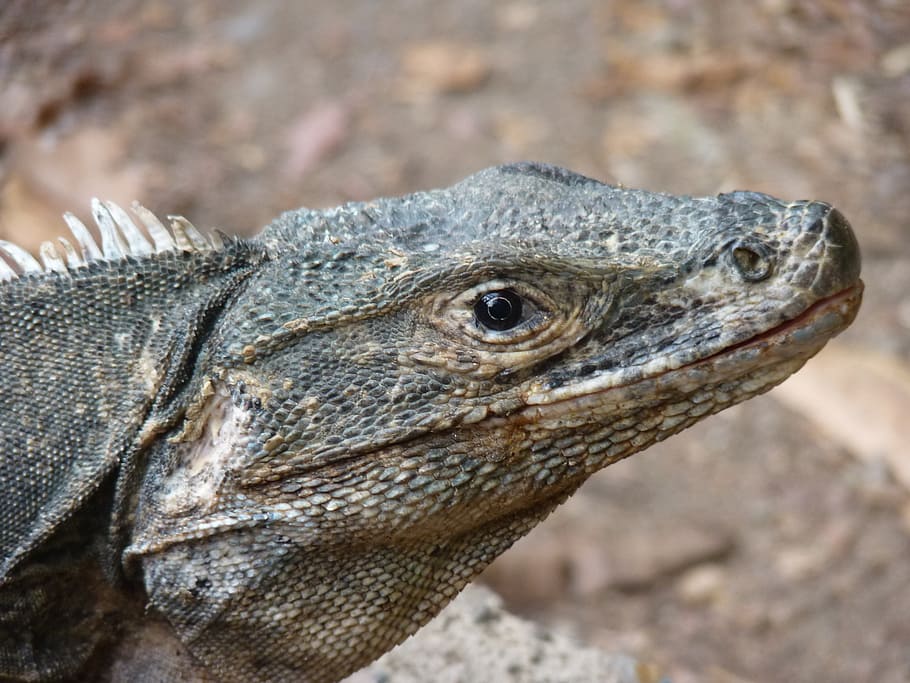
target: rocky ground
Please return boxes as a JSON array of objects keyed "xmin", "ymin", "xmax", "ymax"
[{"xmin": 2, "ymin": 2, "xmax": 910, "ymax": 681}]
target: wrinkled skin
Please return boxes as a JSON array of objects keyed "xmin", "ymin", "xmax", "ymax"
[{"xmin": 0, "ymin": 164, "xmax": 861, "ymax": 682}]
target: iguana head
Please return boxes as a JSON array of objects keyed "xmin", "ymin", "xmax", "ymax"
[{"xmin": 129, "ymin": 163, "xmax": 861, "ymax": 682}]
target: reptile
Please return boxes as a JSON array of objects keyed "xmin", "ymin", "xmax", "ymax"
[{"xmin": 0, "ymin": 162, "xmax": 862, "ymax": 682}]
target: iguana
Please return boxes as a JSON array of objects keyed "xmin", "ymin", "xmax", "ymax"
[{"xmin": 0, "ymin": 163, "xmax": 862, "ymax": 682}]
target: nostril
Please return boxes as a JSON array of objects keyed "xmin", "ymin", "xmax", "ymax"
[{"xmin": 730, "ymin": 244, "xmax": 773, "ymax": 282}]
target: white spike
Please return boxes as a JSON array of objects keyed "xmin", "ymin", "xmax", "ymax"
[
  {"xmin": 39, "ymin": 242, "xmax": 67, "ymax": 273},
  {"xmin": 132, "ymin": 202, "xmax": 174, "ymax": 253},
  {"xmin": 63, "ymin": 212, "xmax": 103, "ymax": 262},
  {"xmin": 91, "ymin": 198, "xmax": 128, "ymax": 260},
  {"xmin": 57, "ymin": 237, "xmax": 84, "ymax": 268},
  {"xmin": 167, "ymin": 217, "xmax": 195, "ymax": 252},
  {"xmin": 209, "ymin": 229, "xmax": 225, "ymax": 250},
  {"xmin": 0, "ymin": 240, "xmax": 43, "ymax": 274},
  {"xmin": 104, "ymin": 201, "xmax": 153, "ymax": 256},
  {"xmin": 0, "ymin": 256, "xmax": 17, "ymax": 281},
  {"xmin": 169, "ymin": 216, "xmax": 210, "ymax": 251}
]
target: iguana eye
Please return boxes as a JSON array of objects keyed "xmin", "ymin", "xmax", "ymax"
[
  {"xmin": 474, "ymin": 289, "xmax": 523, "ymax": 331},
  {"xmin": 445, "ymin": 278, "xmax": 554, "ymax": 346}
]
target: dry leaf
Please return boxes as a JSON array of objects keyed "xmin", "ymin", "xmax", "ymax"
[
  {"xmin": 283, "ymin": 100, "xmax": 351, "ymax": 179},
  {"xmin": 772, "ymin": 343, "xmax": 910, "ymax": 491},
  {"xmin": 400, "ymin": 42, "xmax": 491, "ymax": 95}
]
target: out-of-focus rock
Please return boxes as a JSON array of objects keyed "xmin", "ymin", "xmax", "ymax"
[
  {"xmin": 484, "ymin": 512, "xmax": 735, "ymax": 604},
  {"xmin": 346, "ymin": 585, "xmax": 656, "ymax": 683}
]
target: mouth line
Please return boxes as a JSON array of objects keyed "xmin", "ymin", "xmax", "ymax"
[
  {"xmin": 698, "ymin": 280, "xmax": 864, "ymax": 362},
  {"xmin": 520, "ymin": 280, "xmax": 864, "ymax": 411}
]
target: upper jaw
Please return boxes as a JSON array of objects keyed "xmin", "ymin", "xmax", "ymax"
[{"xmin": 523, "ymin": 198, "xmax": 863, "ymax": 409}]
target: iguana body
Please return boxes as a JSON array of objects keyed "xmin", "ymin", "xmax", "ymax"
[{"xmin": 0, "ymin": 163, "xmax": 862, "ymax": 682}]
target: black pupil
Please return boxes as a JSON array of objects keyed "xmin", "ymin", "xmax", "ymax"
[{"xmin": 475, "ymin": 290, "xmax": 523, "ymax": 331}]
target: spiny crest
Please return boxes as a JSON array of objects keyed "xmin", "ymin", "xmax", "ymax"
[{"xmin": 0, "ymin": 199, "xmax": 225, "ymax": 282}]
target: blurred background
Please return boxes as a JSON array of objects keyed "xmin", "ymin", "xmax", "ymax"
[{"xmin": 2, "ymin": 1, "xmax": 909, "ymax": 681}]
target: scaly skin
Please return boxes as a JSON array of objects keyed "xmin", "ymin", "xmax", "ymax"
[{"xmin": 0, "ymin": 163, "xmax": 861, "ymax": 682}]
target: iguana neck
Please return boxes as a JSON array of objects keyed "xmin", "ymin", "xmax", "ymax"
[{"xmin": 0, "ymin": 242, "xmax": 264, "ymax": 581}]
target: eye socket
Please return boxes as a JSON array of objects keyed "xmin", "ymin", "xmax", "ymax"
[
  {"xmin": 420, "ymin": 277, "xmax": 591, "ymax": 365},
  {"xmin": 474, "ymin": 289, "xmax": 524, "ymax": 331}
]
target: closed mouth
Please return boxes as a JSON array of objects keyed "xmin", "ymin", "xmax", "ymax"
[
  {"xmin": 700, "ymin": 281, "xmax": 864, "ymax": 362},
  {"xmin": 519, "ymin": 280, "xmax": 864, "ymax": 416}
]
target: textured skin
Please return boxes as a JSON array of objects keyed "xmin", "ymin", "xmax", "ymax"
[{"xmin": 0, "ymin": 163, "xmax": 862, "ymax": 682}]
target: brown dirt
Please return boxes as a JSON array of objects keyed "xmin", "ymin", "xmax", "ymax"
[{"xmin": 2, "ymin": 2, "xmax": 909, "ymax": 682}]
